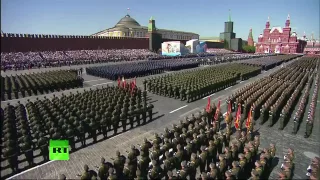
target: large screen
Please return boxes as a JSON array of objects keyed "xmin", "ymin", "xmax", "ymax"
[{"xmin": 161, "ymin": 41, "xmax": 181, "ymax": 56}]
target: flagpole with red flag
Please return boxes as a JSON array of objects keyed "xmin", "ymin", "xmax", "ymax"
[
  {"xmin": 246, "ymin": 105, "xmax": 252, "ymax": 130},
  {"xmin": 206, "ymin": 97, "xmax": 211, "ymax": 112},
  {"xmin": 214, "ymin": 100, "xmax": 221, "ymax": 121},
  {"xmin": 234, "ymin": 103, "xmax": 241, "ymax": 130}
]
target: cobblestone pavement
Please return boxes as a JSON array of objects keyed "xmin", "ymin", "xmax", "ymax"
[{"xmin": 2, "ymin": 58, "xmax": 319, "ymax": 180}]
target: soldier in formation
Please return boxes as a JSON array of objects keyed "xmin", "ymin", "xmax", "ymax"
[{"xmin": 69, "ymin": 108, "xmax": 279, "ymax": 180}]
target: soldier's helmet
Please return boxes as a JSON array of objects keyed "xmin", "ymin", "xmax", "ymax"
[
  {"xmin": 210, "ymin": 163, "xmax": 215, "ymax": 169},
  {"xmin": 84, "ymin": 164, "xmax": 89, "ymax": 171},
  {"xmin": 209, "ymin": 140, "xmax": 214, "ymax": 145},
  {"xmin": 101, "ymin": 157, "xmax": 105, "ymax": 164},
  {"xmin": 181, "ymin": 161, "xmax": 186, "ymax": 168},
  {"xmin": 201, "ymin": 172, "xmax": 208, "ymax": 178},
  {"xmin": 116, "ymin": 151, "xmax": 120, "ymax": 156},
  {"xmin": 59, "ymin": 174, "xmax": 66, "ymax": 180},
  {"xmin": 165, "ymin": 151, "xmax": 170, "ymax": 157},
  {"xmin": 232, "ymin": 161, "xmax": 239, "ymax": 167},
  {"xmin": 108, "ymin": 168, "xmax": 114, "ymax": 174},
  {"xmin": 200, "ymin": 146, "xmax": 206, "ymax": 151},
  {"xmin": 152, "ymin": 160, "xmax": 157, "ymax": 166},
  {"xmin": 219, "ymin": 154, "xmax": 225, "ymax": 159},
  {"xmin": 154, "ymin": 133, "xmax": 158, "ymax": 137},
  {"xmin": 164, "ymin": 127, "xmax": 169, "ymax": 132}
]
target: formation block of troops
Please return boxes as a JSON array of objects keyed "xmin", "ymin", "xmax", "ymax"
[
  {"xmin": 1, "ymin": 85, "xmax": 155, "ymax": 176},
  {"xmin": 73, "ymin": 106, "xmax": 278, "ymax": 180},
  {"xmin": 86, "ymin": 60, "xmax": 200, "ymax": 81},
  {"xmin": 239, "ymin": 54, "xmax": 301, "ymax": 70},
  {"xmin": 305, "ymin": 73, "xmax": 319, "ymax": 138},
  {"xmin": 187, "ymin": 53, "xmax": 275, "ymax": 66},
  {"xmin": 144, "ymin": 64, "xmax": 261, "ymax": 102},
  {"xmin": 1, "ymin": 70, "xmax": 83, "ymax": 101},
  {"xmin": 229, "ymin": 56, "xmax": 319, "ymax": 133}
]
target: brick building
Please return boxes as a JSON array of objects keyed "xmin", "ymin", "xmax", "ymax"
[
  {"xmin": 301, "ymin": 32, "xmax": 320, "ymax": 55},
  {"xmin": 247, "ymin": 28, "xmax": 254, "ymax": 46},
  {"xmin": 255, "ymin": 15, "xmax": 306, "ymax": 54}
]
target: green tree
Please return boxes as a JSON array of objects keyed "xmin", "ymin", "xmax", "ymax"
[{"xmin": 242, "ymin": 45, "xmax": 256, "ymax": 53}]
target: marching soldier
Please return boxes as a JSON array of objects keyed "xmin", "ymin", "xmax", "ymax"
[
  {"xmin": 217, "ymin": 154, "xmax": 226, "ymax": 179},
  {"xmin": 121, "ymin": 110, "xmax": 128, "ymax": 132},
  {"xmin": 20, "ymin": 141, "xmax": 34, "ymax": 166},
  {"xmin": 231, "ymin": 161, "xmax": 240, "ymax": 179},
  {"xmin": 208, "ymin": 163, "xmax": 218, "ymax": 179},
  {"xmin": 66, "ymin": 125, "xmax": 75, "ymax": 151},
  {"xmin": 148, "ymin": 160, "xmax": 162, "ymax": 180},
  {"xmin": 113, "ymin": 151, "xmax": 125, "ymax": 177},
  {"xmin": 178, "ymin": 161, "xmax": 188, "ymax": 179},
  {"xmin": 199, "ymin": 146, "xmax": 208, "ymax": 173},
  {"xmin": 279, "ymin": 108, "xmax": 288, "ymax": 130},
  {"xmin": 98, "ymin": 157, "xmax": 109, "ymax": 180},
  {"xmin": 100, "ymin": 114, "xmax": 108, "ymax": 138},
  {"xmin": 259, "ymin": 105, "xmax": 267, "ymax": 125},
  {"xmin": 292, "ymin": 114, "xmax": 299, "ymax": 134},
  {"xmin": 305, "ymin": 119, "xmax": 313, "ymax": 138},
  {"xmin": 38, "ymin": 133, "xmax": 49, "ymax": 161},
  {"xmin": 139, "ymin": 151, "xmax": 151, "ymax": 178},
  {"xmin": 207, "ymin": 140, "xmax": 217, "ymax": 166},
  {"xmin": 147, "ymin": 103, "xmax": 154, "ymax": 122},
  {"xmin": 268, "ymin": 106, "xmax": 275, "ymax": 127},
  {"xmin": 112, "ymin": 114, "xmax": 119, "ymax": 135},
  {"xmin": 167, "ymin": 171, "xmax": 177, "ymax": 180},
  {"xmin": 142, "ymin": 103, "xmax": 147, "ymax": 125}
]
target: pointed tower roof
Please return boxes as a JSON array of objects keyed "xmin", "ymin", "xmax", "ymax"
[
  {"xmin": 248, "ymin": 28, "xmax": 253, "ymax": 38},
  {"xmin": 149, "ymin": 16, "xmax": 154, "ymax": 21},
  {"xmin": 228, "ymin": 9, "xmax": 232, "ymax": 22}
]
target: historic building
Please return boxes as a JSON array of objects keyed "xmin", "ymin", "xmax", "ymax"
[
  {"xmin": 301, "ymin": 32, "xmax": 320, "ymax": 55},
  {"xmin": 255, "ymin": 15, "xmax": 306, "ymax": 54},
  {"xmin": 247, "ymin": 28, "xmax": 254, "ymax": 46},
  {"xmin": 91, "ymin": 14, "xmax": 199, "ymax": 40}
]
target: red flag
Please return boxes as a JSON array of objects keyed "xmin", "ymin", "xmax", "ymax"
[
  {"xmin": 246, "ymin": 106, "xmax": 252, "ymax": 129},
  {"xmin": 227, "ymin": 101, "xmax": 232, "ymax": 115},
  {"xmin": 214, "ymin": 100, "xmax": 221, "ymax": 121},
  {"xmin": 206, "ymin": 97, "xmax": 211, "ymax": 112},
  {"xmin": 117, "ymin": 77, "xmax": 121, "ymax": 87},
  {"xmin": 234, "ymin": 104, "xmax": 241, "ymax": 130}
]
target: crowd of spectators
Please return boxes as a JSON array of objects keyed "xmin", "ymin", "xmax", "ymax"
[
  {"xmin": 1, "ymin": 49, "xmax": 160, "ymax": 71},
  {"xmin": 206, "ymin": 48, "xmax": 236, "ymax": 54}
]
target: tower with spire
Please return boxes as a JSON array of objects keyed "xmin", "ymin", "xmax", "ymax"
[
  {"xmin": 147, "ymin": 16, "xmax": 162, "ymax": 52},
  {"xmin": 248, "ymin": 28, "xmax": 254, "ymax": 46},
  {"xmin": 219, "ymin": 9, "xmax": 236, "ymax": 49}
]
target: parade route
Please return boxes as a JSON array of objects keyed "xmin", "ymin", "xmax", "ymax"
[{"xmin": 1, "ymin": 59, "xmax": 319, "ymax": 180}]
